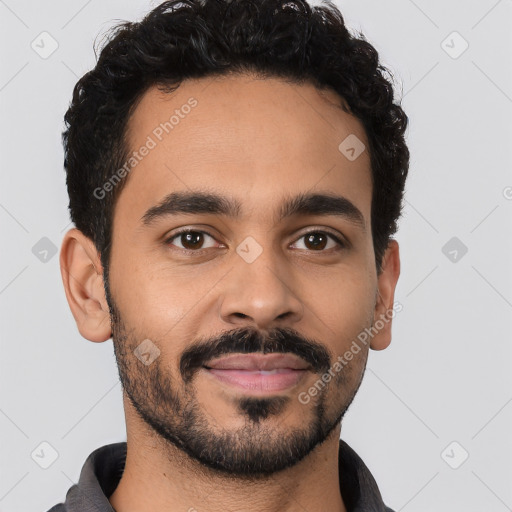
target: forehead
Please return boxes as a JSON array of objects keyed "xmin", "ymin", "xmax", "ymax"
[{"xmin": 115, "ymin": 73, "xmax": 372, "ymax": 229}]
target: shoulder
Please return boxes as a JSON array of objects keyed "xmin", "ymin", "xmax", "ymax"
[{"xmin": 46, "ymin": 504, "xmax": 67, "ymax": 512}]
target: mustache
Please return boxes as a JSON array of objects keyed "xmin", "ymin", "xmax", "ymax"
[{"xmin": 180, "ymin": 326, "xmax": 332, "ymax": 383}]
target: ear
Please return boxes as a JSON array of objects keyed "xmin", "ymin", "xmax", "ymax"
[
  {"xmin": 370, "ymin": 239, "xmax": 401, "ymax": 351},
  {"xmin": 60, "ymin": 228, "xmax": 111, "ymax": 342}
]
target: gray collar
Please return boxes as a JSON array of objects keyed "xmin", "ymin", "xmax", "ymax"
[{"xmin": 48, "ymin": 440, "xmax": 394, "ymax": 512}]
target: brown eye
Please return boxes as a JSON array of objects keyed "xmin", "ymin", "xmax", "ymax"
[
  {"xmin": 291, "ymin": 231, "xmax": 345, "ymax": 252},
  {"xmin": 304, "ymin": 232, "xmax": 328, "ymax": 250},
  {"xmin": 166, "ymin": 230, "xmax": 218, "ymax": 251}
]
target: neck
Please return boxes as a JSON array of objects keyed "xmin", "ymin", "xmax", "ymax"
[{"xmin": 109, "ymin": 412, "xmax": 346, "ymax": 512}]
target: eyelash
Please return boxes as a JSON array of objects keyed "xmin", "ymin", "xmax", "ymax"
[{"xmin": 164, "ymin": 228, "xmax": 347, "ymax": 254}]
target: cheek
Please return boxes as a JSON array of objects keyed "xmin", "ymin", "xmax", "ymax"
[
  {"xmin": 306, "ymin": 267, "xmax": 376, "ymax": 348},
  {"xmin": 107, "ymin": 245, "xmax": 184, "ymax": 337},
  {"xmin": 107, "ymin": 247, "xmax": 219, "ymax": 362}
]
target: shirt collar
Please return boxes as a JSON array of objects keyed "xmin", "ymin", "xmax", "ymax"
[{"xmin": 55, "ymin": 440, "xmax": 393, "ymax": 512}]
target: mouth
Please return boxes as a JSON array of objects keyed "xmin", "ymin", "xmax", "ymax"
[
  {"xmin": 203, "ymin": 367, "xmax": 308, "ymax": 393},
  {"xmin": 202, "ymin": 353, "xmax": 311, "ymax": 393}
]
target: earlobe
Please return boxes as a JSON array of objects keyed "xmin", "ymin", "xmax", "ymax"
[
  {"xmin": 60, "ymin": 228, "xmax": 111, "ymax": 342},
  {"xmin": 370, "ymin": 239, "xmax": 401, "ymax": 351}
]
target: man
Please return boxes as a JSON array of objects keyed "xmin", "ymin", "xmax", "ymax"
[{"xmin": 51, "ymin": 0, "xmax": 408, "ymax": 510}]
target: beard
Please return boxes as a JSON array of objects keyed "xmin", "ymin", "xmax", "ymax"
[{"xmin": 109, "ymin": 293, "xmax": 368, "ymax": 478}]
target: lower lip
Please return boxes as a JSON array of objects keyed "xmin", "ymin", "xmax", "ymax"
[{"xmin": 204, "ymin": 368, "xmax": 308, "ymax": 393}]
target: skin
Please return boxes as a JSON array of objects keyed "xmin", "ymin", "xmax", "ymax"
[{"xmin": 60, "ymin": 73, "xmax": 400, "ymax": 512}]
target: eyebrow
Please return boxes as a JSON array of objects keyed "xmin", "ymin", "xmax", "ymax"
[{"xmin": 140, "ymin": 190, "xmax": 366, "ymax": 232}]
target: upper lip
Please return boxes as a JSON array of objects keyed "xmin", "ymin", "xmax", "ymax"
[{"xmin": 204, "ymin": 353, "xmax": 311, "ymax": 371}]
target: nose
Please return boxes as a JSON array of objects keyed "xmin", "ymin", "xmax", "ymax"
[{"xmin": 219, "ymin": 242, "xmax": 304, "ymax": 331}]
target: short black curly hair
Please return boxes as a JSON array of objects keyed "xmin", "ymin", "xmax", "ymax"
[{"xmin": 62, "ymin": 0, "xmax": 409, "ymax": 289}]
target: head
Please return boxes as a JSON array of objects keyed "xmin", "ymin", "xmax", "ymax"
[{"xmin": 60, "ymin": 0, "xmax": 407, "ymax": 476}]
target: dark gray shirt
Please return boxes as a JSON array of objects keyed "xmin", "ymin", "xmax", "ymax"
[{"xmin": 47, "ymin": 439, "xmax": 394, "ymax": 511}]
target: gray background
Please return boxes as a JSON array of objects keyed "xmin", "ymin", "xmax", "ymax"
[{"xmin": 1, "ymin": 0, "xmax": 511, "ymax": 510}]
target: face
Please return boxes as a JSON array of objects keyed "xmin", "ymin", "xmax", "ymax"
[{"xmin": 106, "ymin": 73, "xmax": 381, "ymax": 476}]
